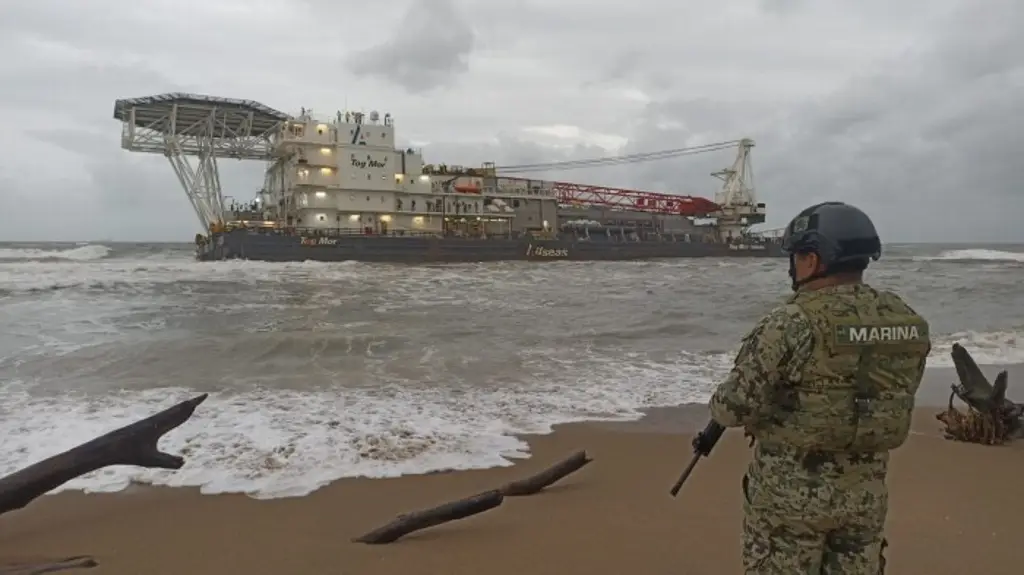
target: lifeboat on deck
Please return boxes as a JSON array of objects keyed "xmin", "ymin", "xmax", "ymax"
[{"xmin": 453, "ymin": 182, "xmax": 481, "ymax": 194}]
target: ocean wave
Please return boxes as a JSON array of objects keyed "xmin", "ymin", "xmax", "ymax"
[
  {"xmin": 0, "ymin": 347, "xmax": 731, "ymax": 499},
  {"xmin": 1, "ymin": 326, "xmax": 1019, "ymax": 500},
  {"xmin": 913, "ymin": 249, "xmax": 1024, "ymax": 263},
  {"xmin": 927, "ymin": 328, "xmax": 1024, "ymax": 367},
  {"xmin": 1, "ymin": 245, "xmax": 1020, "ymax": 499},
  {"xmin": 0, "ymin": 244, "xmax": 112, "ymax": 262},
  {"xmin": 0, "ymin": 257, "xmax": 360, "ymax": 294}
]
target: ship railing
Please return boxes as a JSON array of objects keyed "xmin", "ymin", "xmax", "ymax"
[
  {"xmin": 228, "ymin": 225, "xmax": 736, "ymax": 244},
  {"xmin": 750, "ymin": 227, "xmax": 786, "ymax": 239},
  {"xmin": 480, "ymin": 186, "xmax": 556, "ymax": 199},
  {"xmin": 239, "ymin": 226, "xmax": 442, "ymax": 239},
  {"xmin": 237, "ymin": 226, "xmax": 507, "ymax": 239}
]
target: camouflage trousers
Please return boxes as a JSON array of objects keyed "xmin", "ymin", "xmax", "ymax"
[{"xmin": 740, "ymin": 471, "xmax": 889, "ymax": 574}]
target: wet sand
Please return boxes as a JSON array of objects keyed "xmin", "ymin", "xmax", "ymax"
[{"xmin": 1, "ymin": 364, "xmax": 1021, "ymax": 574}]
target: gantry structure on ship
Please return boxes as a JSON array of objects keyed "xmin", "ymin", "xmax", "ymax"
[{"xmin": 112, "ymin": 92, "xmax": 771, "ymax": 243}]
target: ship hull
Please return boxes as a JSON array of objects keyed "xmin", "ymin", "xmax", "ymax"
[{"xmin": 198, "ymin": 229, "xmax": 785, "ymax": 262}]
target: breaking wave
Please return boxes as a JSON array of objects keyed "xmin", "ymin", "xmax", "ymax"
[
  {"xmin": 1, "ymin": 243, "xmax": 1021, "ymax": 499},
  {"xmin": 914, "ymin": 249, "xmax": 1024, "ymax": 263},
  {"xmin": 927, "ymin": 328, "xmax": 1024, "ymax": 367},
  {"xmin": 0, "ymin": 347, "xmax": 733, "ymax": 499},
  {"xmin": 0, "ymin": 244, "xmax": 112, "ymax": 262}
]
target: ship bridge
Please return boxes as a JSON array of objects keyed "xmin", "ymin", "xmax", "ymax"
[{"xmin": 113, "ymin": 93, "xmax": 290, "ymax": 230}]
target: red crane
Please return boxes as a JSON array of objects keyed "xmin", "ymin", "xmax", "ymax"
[
  {"xmin": 552, "ymin": 181, "xmax": 721, "ymax": 217},
  {"xmin": 493, "ymin": 139, "xmax": 746, "ymax": 218}
]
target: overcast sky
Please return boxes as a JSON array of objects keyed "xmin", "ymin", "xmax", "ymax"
[{"xmin": 0, "ymin": 0, "xmax": 1020, "ymax": 242}]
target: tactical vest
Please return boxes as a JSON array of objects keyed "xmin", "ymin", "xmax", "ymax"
[{"xmin": 757, "ymin": 287, "xmax": 931, "ymax": 453}]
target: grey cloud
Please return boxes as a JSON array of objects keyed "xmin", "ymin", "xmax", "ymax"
[
  {"xmin": 28, "ymin": 129, "xmax": 117, "ymax": 158},
  {"xmin": 758, "ymin": 0, "xmax": 807, "ymax": 13},
  {"xmin": 0, "ymin": 0, "xmax": 1020, "ymax": 242},
  {"xmin": 345, "ymin": 0, "xmax": 475, "ymax": 93},
  {"xmin": 421, "ymin": 134, "xmax": 617, "ymax": 184},
  {"xmin": 0, "ymin": 61, "xmax": 186, "ymax": 129},
  {"xmin": 617, "ymin": 0, "xmax": 1024, "ymax": 241}
]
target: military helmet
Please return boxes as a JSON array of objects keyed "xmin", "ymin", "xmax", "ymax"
[{"xmin": 781, "ymin": 201, "xmax": 881, "ymax": 267}]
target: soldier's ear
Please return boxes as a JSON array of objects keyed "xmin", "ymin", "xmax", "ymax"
[{"xmin": 797, "ymin": 251, "xmax": 822, "ymax": 273}]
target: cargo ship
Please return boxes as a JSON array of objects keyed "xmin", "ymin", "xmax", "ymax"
[{"xmin": 113, "ymin": 93, "xmax": 784, "ymax": 262}]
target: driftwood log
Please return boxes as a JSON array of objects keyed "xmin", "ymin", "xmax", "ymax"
[
  {"xmin": 498, "ymin": 450, "xmax": 592, "ymax": 496},
  {"xmin": 0, "ymin": 393, "xmax": 208, "ymax": 517},
  {"xmin": 354, "ymin": 449, "xmax": 593, "ymax": 544},
  {"xmin": 353, "ymin": 489, "xmax": 504, "ymax": 544},
  {"xmin": 0, "ymin": 395, "xmax": 207, "ymax": 574},
  {"xmin": 936, "ymin": 344, "xmax": 1023, "ymax": 444}
]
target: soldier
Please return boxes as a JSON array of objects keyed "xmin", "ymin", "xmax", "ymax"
[{"xmin": 708, "ymin": 202, "xmax": 931, "ymax": 574}]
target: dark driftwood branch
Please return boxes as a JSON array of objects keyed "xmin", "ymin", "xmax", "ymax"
[
  {"xmin": 937, "ymin": 345, "xmax": 1023, "ymax": 444},
  {"xmin": 0, "ymin": 394, "xmax": 208, "ymax": 518},
  {"xmin": 0, "ymin": 556, "xmax": 98, "ymax": 574},
  {"xmin": 352, "ymin": 450, "xmax": 592, "ymax": 544},
  {"xmin": 353, "ymin": 489, "xmax": 504, "ymax": 544},
  {"xmin": 950, "ymin": 343, "xmax": 1013, "ymax": 413},
  {"xmin": 499, "ymin": 450, "xmax": 592, "ymax": 496}
]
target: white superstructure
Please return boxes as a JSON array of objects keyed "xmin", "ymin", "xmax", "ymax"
[
  {"xmin": 113, "ymin": 93, "xmax": 559, "ymax": 236},
  {"xmin": 261, "ymin": 108, "xmax": 557, "ymax": 236}
]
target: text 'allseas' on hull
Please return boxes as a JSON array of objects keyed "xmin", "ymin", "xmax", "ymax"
[{"xmin": 197, "ymin": 229, "xmax": 786, "ymax": 263}]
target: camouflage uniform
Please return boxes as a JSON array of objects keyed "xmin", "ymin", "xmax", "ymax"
[{"xmin": 709, "ymin": 283, "xmax": 930, "ymax": 574}]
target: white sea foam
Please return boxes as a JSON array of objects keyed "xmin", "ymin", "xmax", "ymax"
[
  {"xmin": 926, "ymin": 329, "xmax": 1024, "ymax": 367},
  {"xmin": 0, "ymin": 244, "xmax": 111, "ymax": 262},
  {"xmin": 914, "ymin": 249, "xmax": 1024, "ymax": 262},
  {"xmin": 1, "ymin": 326, "xmax": 1019, "ymax": 499},
  {"xmin": 1, "ymin": 251, "xmax": 1021, "ymax": 499},
  {"xmin": 0, "ymin": 347, "xmax": 732, "ymax": 499}
]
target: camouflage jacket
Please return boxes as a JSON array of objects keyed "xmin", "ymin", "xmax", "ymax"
[{"xmin": 709, "ymin": 283, "xmax": 930, "ymax": 481}]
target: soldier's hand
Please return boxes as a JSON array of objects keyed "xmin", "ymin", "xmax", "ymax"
[{"xmin": 743, "ymin": 428, "xmax": 756, "ymax": 447}]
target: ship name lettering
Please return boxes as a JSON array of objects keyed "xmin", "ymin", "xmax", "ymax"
[
  {"xmin": 350, "ymin": 154, "xmax": 388, "ymax": 169},
  {"xmin": 301, "ymin": 237, "xmax": 338, "ymax": 246},
  {"xmin": 526, "ymin": 244, "xmax": 569, "ymax": 258}
]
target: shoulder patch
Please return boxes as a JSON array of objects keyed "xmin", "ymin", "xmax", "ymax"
[{"xmin": 834, "ymin": 322, "xmax": 929, "ymax": 345}]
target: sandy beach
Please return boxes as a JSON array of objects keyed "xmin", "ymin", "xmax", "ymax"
[{"xmin": 1, "ymin": 365, "xmax": 1022, "ymax": 575}]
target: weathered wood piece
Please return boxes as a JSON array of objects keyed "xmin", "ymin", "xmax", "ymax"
[
  {"xmin": 498, "ymin": 450, "xmax": 592, "ymax": 496},
  {"xmin": 0, "ymin": 394, "xmax": 208, "ymax": 517},
  {"xmin": 353, "ymin": 489, "xmax": 504, "ymax": 544},
  {"xmin": 936, "ymin": 345, "xmax": 1022, "ymax": 444}
]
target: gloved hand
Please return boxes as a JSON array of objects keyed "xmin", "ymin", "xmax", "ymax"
[{"xmin": 691, "ymin": 421, "xmax": 726, "ymax": 455}]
